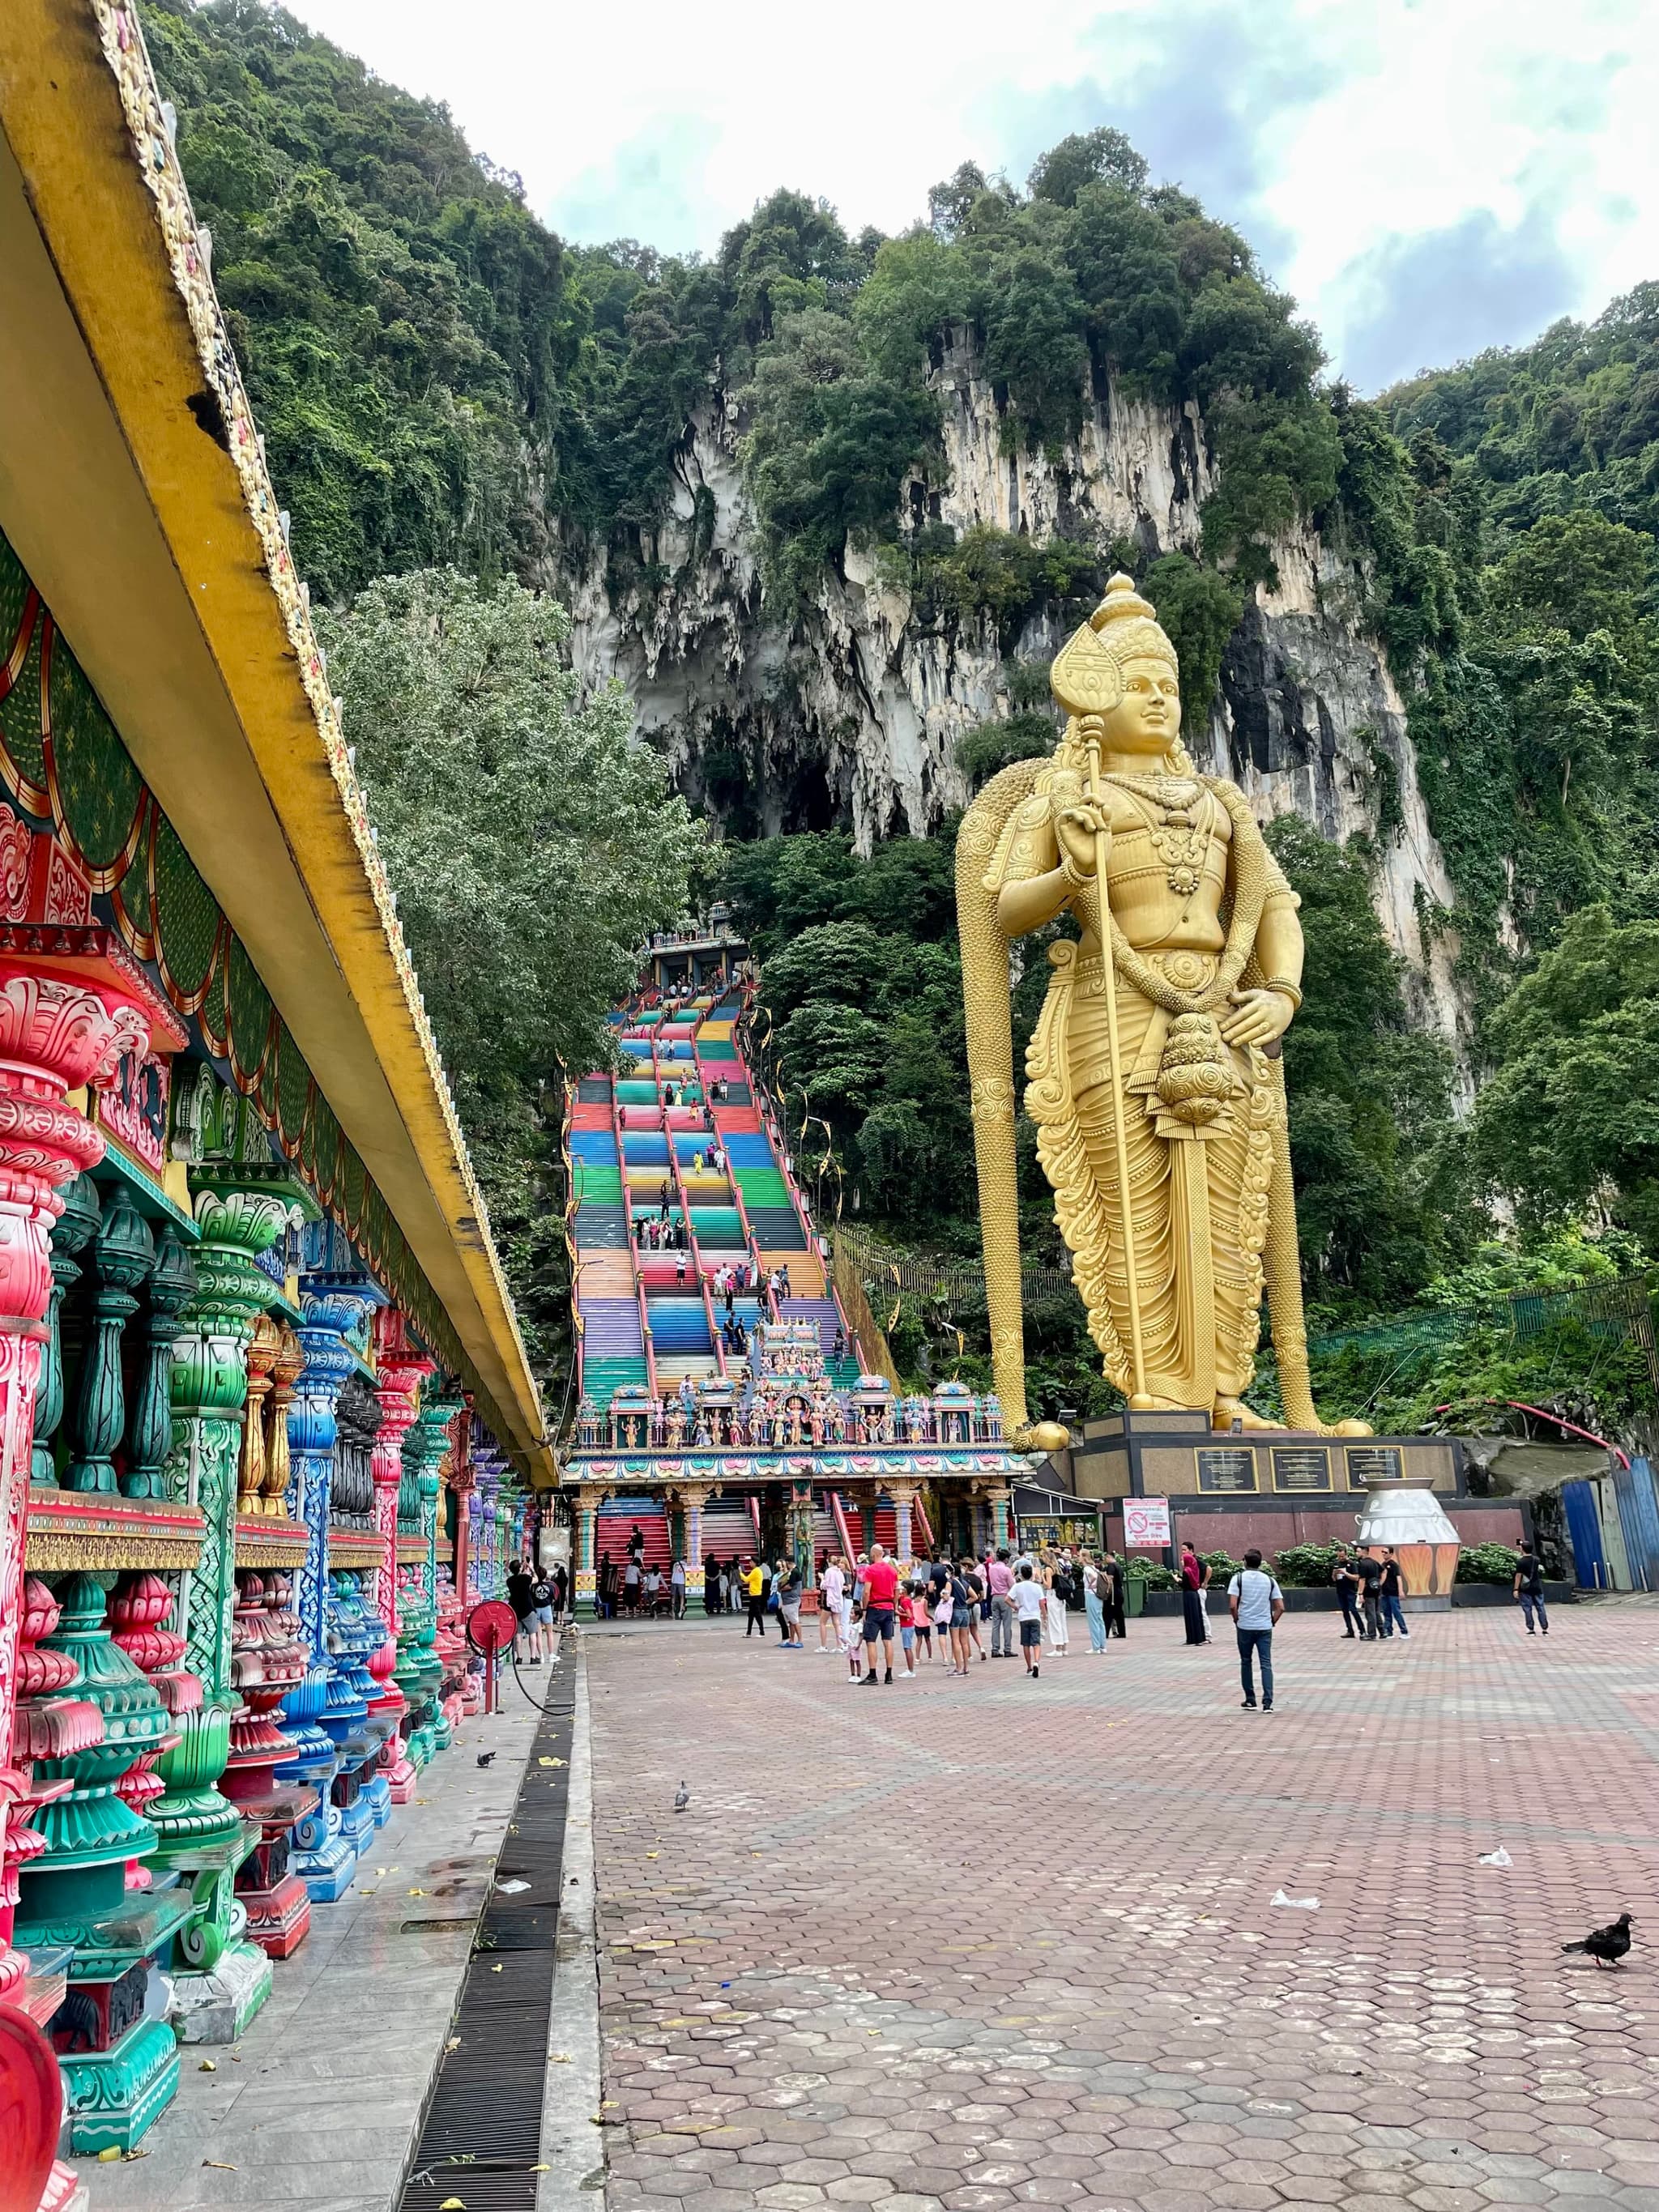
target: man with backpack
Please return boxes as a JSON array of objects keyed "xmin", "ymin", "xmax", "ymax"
[
  {"xmin": 529, "ymin": 1563, "xmax": 557, "ymax": 1658},
  {"xmin": 1354, "ymin": 1549, "xmax": 1385, "ymax": 1641},
  {"xmin": 1513, "ymin": 1542, "xmax": 1549, "ymax": 1635},
  {"xmin": 1227, "ymin": 1549, "xmax": 1284, "ymax": 1712}
]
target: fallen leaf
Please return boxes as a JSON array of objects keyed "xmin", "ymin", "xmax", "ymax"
[
  {"xmin": 203, "ymin": 2161, "xmax": 238, "ymax": 2172},
  {"xmin": 446, "ymin": 2036, "xmax": 462, "ymax": 2052},
  {"xmin": 198, "ymin": 2059, "xmax": 217, "ymax": 2072},
  {"xmin": 532, "ymin": 2164, "xmax": 551, "ymax": 2172},
  {"xmin": 491, "ymin": 1963, "xmax": 504, "ymax": 1972},
  {"xmin": 548, "ymin": 2052, "xmax": 572, "ymax": 2063},
  {"xmin": 408, "ymin": 1887, "xmax": 426, "ymax": 1897},
  {"xmin": 645, "ymin": 1852, "xmax": 659, "ymax": 1860},
  {"xmin": 440, "ymin": 2199, "xmax": 467, "ymax": 2210}
]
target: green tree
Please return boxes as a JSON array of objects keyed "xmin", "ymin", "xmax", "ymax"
[
  {"xmin": 1268, "ymin": 816, "xmax": 1467, "ymax": 1310},
  {"xmin": 1473, "ymin": 906, "xmax": 1659, "ymax": 1244},
  {"xmin": 1028, "ymin": 129, "xmax": 1149, "ymax": 208},
  {"xmin": 318, "ymin": 569, "xmax": 701, "ymax": 1097}
]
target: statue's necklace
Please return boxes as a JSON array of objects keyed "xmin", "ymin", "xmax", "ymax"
[{"xmin": 1108, "ymin": 774, "xmax": 1213, "ymax": 899}]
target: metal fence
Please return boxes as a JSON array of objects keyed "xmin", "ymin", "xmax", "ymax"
[{"xmin": 1306, "ymin": 1274, "xmax": 1659, "ymax": 1395}]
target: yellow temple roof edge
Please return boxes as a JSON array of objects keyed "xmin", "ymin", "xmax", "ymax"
[{"xmin": 0, "ymin": 1, "xmax": 551, "ymax": 1482}]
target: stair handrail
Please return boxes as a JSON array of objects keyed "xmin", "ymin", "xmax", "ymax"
[
  {"xmin": 629, "ymin": 1078, "xmax": 660, "ymax": 1408},
  {"xmin": 829, "ymin": 1490, "xmax": 858, "ymax": 1565},
  {"xmin": 664, "ymin": 1063, "xmax": 723, "ymax": 1380},
  {"xmin": 563, "ymin": 1071, "xmax": 587, "ymax": 1411},
  {"xmin": 684, "ymin": 1007, "xmax": 731, "ymax": 1376},
  {"xmin": 636, "ymin": 1268, "xmax": 659, "ymax": 1404}
]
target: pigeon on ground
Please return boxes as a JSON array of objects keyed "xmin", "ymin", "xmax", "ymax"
[
  {"xmin": 476, "ymin": 1752, "xmax": 497, "ymax": 1767},
  {"xmin": 1561, "ymin": 1912, "xmax": 1634, "ymax": 1968},
  {"xmin": 673, "ymin": 1781, "xmax": 689, "ymax": 1812}
]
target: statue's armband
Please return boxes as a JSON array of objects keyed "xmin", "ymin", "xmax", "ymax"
[
  {"xmin": 1262, "ymin": 850, "xmax": 1301, "ymax": 912},
  {"xmin": 983, "ymin": 793, "xmax": 1057, "ymax": 895}
]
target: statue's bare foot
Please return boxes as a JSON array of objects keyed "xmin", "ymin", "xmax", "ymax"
[{"xmin": 1212, "ymin": 1397, "xmax": 1280, "ymax": 1432}]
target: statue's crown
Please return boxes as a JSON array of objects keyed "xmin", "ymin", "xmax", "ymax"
[
  {"xmin": 1051, "ymin": 572, "xmax": 1178, "ymax": 720},
  {"xmin": 1090, "ymin": 571, "xmax": 1160, "ymax": 633}
]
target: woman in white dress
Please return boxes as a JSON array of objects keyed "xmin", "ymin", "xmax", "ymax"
[
  {"xmin": 1043, "ymin": 1552, "xmax": 1070, "ymax": 1657},
  {"xmin": 819, "ymin": 1555, "xmax": 845, "ymax": 1652}
]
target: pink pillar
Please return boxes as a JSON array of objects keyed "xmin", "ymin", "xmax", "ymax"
[
  {"xmin": 0, "ymin": 967, "xmax": 150, "ymax": 2211},
  {"xmin": 370, "ymin": 1309, "xmax": 432, "ymax": 1805}
]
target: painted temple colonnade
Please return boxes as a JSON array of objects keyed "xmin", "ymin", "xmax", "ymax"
[
  {"xmin": 0, "ymin": 14, "xmax": 554, "ymax": 2194},
  {"xmin": 7, "ymin": 1088, "xmax": 527, "ymax": 2161}
]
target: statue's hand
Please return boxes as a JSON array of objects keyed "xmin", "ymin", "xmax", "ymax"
[
  {"xmin": 1221, "ymin": 987, "xmax": 1295, "ymax": 1047},
  {"xmin": 1056, "ymin": 804, "xmax": 1110, "ymax": 880}
]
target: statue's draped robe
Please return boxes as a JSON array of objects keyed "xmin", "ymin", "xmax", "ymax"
[{"xmin": 996, "ymin": 763, "xmax": 1299, "ymax": 1411}]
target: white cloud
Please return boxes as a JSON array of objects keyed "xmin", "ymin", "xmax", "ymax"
[{"xmin": 279, "ymin": 0, "xmax": 1655, "ymax": 386}]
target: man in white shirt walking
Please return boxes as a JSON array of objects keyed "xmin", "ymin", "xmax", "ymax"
[
  {"xmin": 1227, "ymin": 1549, "xmax": 1284, "ymax": 1713},
  {"xmin": 1012, "ymin": 1562, "xmax": 1046, "ymax": 1680}
]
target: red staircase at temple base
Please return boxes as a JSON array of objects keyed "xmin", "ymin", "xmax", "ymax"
[{"xmin": 596, "ymin": 1505, "xmax": 672, "ymax": 1571}]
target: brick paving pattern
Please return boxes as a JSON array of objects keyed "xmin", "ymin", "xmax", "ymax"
[{"xmin": 586, "ymin": 1600, "xmax": 1659, "ymax": 2212}]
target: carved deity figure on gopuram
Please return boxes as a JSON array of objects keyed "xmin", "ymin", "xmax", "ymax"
[{"xmin": 957, "ymin": 573, "xmax": 1370, "ymax": 1449}]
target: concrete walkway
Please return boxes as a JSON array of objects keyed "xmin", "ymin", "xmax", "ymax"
[
  {"xmin": 588, "ymin": 1600, "xmax": 1659, "ymax": 2212},
  {"xmin": 83, "ymin": 1657, "xmax": 565, "ymax": 2212}
]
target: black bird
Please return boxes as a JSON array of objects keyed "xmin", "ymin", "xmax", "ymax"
[
  {"xmin": 1562, "ymin": 1912, "xmax": 1635, "ymax": 1968},
  {"xmin": 476, "ymin": 1752, "xmax": 497, "ymax": 1767}
]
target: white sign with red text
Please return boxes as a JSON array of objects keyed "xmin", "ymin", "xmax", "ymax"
[{"xmin": 1124, "ymin": 1495, "xmax": 1171, "ymax": 1549}]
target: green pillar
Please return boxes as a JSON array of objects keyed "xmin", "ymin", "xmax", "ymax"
[{"xmin": 151, "ymin": 1175, "xmax": 295, "ymax": 2039}]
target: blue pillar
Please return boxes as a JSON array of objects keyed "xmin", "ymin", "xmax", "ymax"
[{"xmin": 279, "ymin": 1279, "xmax": 381, "ymax": 1899}]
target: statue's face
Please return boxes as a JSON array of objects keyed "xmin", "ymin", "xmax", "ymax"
[{"xmin": 1103, "ymin": 654, "xmax": 1181, "ymax": 752}]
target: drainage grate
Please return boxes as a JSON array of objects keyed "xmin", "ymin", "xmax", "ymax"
[{"xmin": 397, "ymin": 1651, "xmax": 576, "ymax": 2211}]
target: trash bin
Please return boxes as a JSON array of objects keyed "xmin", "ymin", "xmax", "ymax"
[{"xmin": 1126, "ymin": 1577, "xmax": 1145, "ymax": 1618}]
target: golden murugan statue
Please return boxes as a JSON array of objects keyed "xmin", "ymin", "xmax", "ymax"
[{"xmin": 957, "ymin": 573, "xmax": 1367, "ymax": 1448}]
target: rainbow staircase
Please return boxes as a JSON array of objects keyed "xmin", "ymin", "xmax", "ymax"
[{"xmin": 569, "ymin": 976, "xmax": 865, "ymax": 1416}]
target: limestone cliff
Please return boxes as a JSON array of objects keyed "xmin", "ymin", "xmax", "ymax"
[{"xmin": 549, "ymin": 340, "xmax": 1463, "ymax": 1045}]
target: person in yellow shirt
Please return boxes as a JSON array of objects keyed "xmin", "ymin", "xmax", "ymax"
[{"xmin": 743, "ymin": 1557, "xmax": 768, "ymax": 1639}]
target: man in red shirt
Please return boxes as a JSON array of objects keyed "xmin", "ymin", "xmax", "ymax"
[{"xmin": 860, "ymin": 1544, "xmax": 902, "ymax": 1685}]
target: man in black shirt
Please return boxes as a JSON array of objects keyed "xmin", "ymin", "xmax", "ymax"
[
  {"xmin": 506, "ymin": 1557, "xmax": 538, "ymax": 1662},
  {"xmin": 1513, "ymin": 1542, "xmax": 1549, "ymax": 1635},
  {"xmin": 1332, "ymin": 1547, "xmax": 1362, "ymax": 1639},
  {"xmin": 1354, "ymin": 1550, "xmax": 1384, "ymax": 1642},
  {"xmin": 1378, "ymin": 1548, "xmax": 1410, "ymax": 1639}
]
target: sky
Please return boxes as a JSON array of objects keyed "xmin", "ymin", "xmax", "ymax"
[{"xmin": 284, "ymin": 0, "xmax": 1654, "ymax": 392}]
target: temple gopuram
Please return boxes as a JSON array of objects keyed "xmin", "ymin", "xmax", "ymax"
[
  {"xmin": 0, "ymin": 6, "xmax": 548, "ymax": 2194},
  {"xmin": 561, "ymin": 923, "xmax": 1033, "ymax": 1598}
]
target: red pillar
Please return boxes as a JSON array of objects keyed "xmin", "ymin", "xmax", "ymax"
[
  {"xmin": 370, "ymin": 1309, "xmax": 432, "ymax": 1805},
  {"xmin": 0, "ymin": 966, "xmax": 151, "ymax": 2212}
]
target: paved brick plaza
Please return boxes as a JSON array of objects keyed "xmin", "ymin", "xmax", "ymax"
[{"xmin": 587, "ymin": 1600, "xmax": 1659, "ymax": 2212}]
